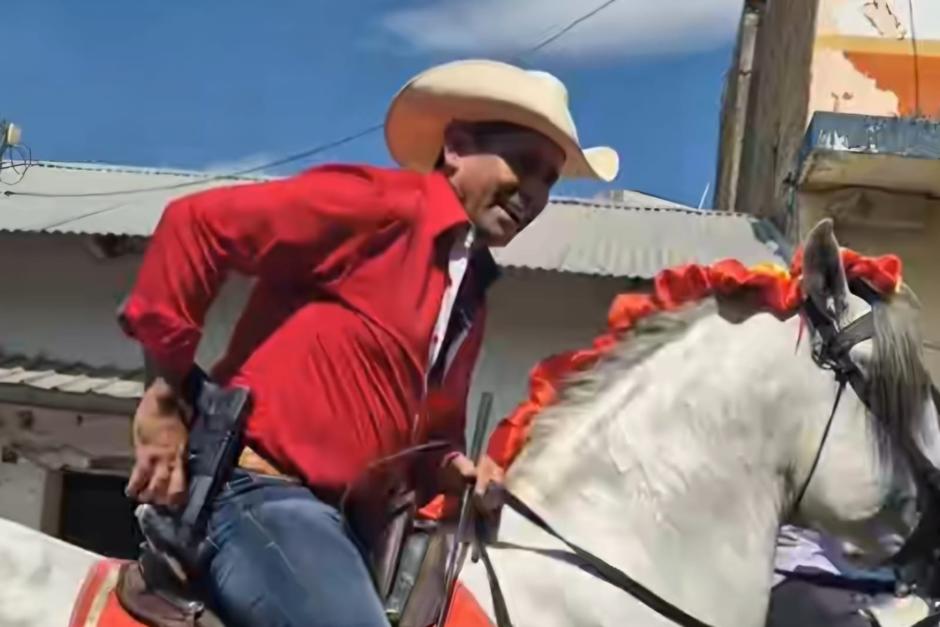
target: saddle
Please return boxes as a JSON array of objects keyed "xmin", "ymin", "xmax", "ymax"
[
  {"xmin": 355, "ymin": 489, "xmax": 456, "ymax": 627},
  {"xmin": 113, "ymin": 492, "xmax": 454, "ymax": 627}
]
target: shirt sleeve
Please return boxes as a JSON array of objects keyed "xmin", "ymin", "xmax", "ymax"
[{"xmin": 117, "ymin": 165, "xmax": 399, "ymax": 379}]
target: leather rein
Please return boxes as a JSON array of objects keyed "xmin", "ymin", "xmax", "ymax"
[{"xmin": 463, "ymin": 280, "xmax": 940, "ymax": 627}]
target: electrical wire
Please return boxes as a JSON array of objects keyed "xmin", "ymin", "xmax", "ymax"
[
  {"xmin": 510, "ymin": 0, "xmax": 619, "ymax": 63},
  {"xmin": 4, "ymin": 146, "xmax": 34, "ymax": 185},
  {"xmin": 0, "ymin": 132, "xmax": 34, "ymax": 185},
  {"xmin": 4, "ymin": 0, "xmax": 620, "ymax": 201},
  {"xmin": 2, "ymin": 124, "xmax": 382, "ymax": 199}
]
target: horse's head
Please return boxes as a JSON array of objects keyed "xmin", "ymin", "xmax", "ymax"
[{"xmin": 791, "ymin": 218, "xmax": 940, "ymax": 567}]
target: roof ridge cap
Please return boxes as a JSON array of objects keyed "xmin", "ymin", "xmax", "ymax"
[{"xmin": 549, "ymin": 196, "xmax": 754, "ymax": 218}]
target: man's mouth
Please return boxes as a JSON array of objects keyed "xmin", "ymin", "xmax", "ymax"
[{"xmin": 498, "ymin": 202, "xmax": 524, "ymax": 227}]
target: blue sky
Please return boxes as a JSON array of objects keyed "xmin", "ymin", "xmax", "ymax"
[{"xmin": 5, "ymin": 1, "xmax": 743, "ymax": 207}]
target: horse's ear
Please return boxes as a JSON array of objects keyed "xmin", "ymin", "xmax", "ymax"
[{"xmin": 801, "ymin": 218, "xmax": 849, "ymax": 322}]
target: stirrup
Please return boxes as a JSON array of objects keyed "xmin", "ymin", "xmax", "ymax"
[{"xmin": 115, "ymin": 547, "xmax": 225, "ymax": 627}]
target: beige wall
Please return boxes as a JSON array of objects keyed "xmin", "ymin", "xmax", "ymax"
[
  {"xmin": 812, "ymin": 0, "xmax": 940, "ymax": 119},
  {"xmin": 719, "ymin": 0, "xmax": 940, "ymax": 220},
  {"xmin": 799, "ymin": 189, "xmax": 940, "ymax": 379}
]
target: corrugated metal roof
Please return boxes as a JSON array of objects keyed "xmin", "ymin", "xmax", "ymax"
[
  {"xmin": 0, "ymin": 161, "xmax": 265, "ymax": 236},
  {"xmin": 0, "ymin": 161, "xmax": 789, "ymax": 277},
  {"xmin": 493, "ymin": 198, "xmax": 789, "ymax": 277},
  {"xmin": 0, "ymin": 353, "xmax": 144, "ymax": 401}
]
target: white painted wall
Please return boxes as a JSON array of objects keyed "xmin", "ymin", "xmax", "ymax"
[
  {"xmin": 0, "ymin": 232, "xmax": 630, "ymax": 446},
  {"xmin": 0, "ymin": 457, "xmax": 60, "ymax": 533},
  {"xmin": 0, "ymin": 233, "xmax": 254, "ymax": 371},
  {"xmin": 466, "ymin": 269, "xmax": 629, "ymax": 441}
]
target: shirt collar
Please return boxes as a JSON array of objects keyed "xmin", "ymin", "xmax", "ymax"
[{"xmin": 424, "ymin": 171, "xmax": 471, "ymax": 239}]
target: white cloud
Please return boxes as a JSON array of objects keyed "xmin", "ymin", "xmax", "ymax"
[{"xmin": 380, "ymin": 0, "xmax": 744, "ymax": 61}]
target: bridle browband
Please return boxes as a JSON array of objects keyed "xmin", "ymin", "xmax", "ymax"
[{"xmin": 464, "ymin": 279, "xmax": 940, "ymax": 627}]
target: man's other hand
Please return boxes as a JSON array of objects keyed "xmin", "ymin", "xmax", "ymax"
[
  {"xmin": 126, "ymin": 378, "xmax": 189, "ymax": 508},
  {"xmin": 441, "ymin": 453, "xmax": 506, "ymax": 510}
]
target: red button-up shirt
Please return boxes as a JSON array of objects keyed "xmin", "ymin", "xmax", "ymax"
[{"xmin": 118, "ymin": 164, "xmax": 495, "ymax": 503}]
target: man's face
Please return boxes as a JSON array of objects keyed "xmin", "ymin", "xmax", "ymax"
[{"xmin": 443, "ymin": 121, "xmax": 565, "ymax": 247}]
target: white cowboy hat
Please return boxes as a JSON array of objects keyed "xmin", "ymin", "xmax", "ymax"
[{"xmin": 385, "ymin": 59, "xmax": 619, "ymax": 182}]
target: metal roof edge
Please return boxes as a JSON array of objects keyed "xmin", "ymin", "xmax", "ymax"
[
  {"xmin": 548, "ymin": 196, "xmax": 760, "ymax": 219},
  {"xmin": 8, "ymin": 161, "xmax": 769, "ymax": 219},
  {"xmin": 23, "ymin": 160, "xmax": 274, "ymax": 182},
  {"xmin": 0, "ymin": 384, "xmax": 138, "ymax": 415}
]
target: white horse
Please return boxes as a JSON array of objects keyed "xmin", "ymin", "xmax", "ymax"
[
  {"xmin": 0, "ymin": 515, "xmax": 101, "ymax": 626},
  {"xmin": 0, "ymin": 219, "xmax": 937, "ymax": 627},
  {"xmin": 453, "ymin": 220, "xmax": 940, "ymax": 627}
]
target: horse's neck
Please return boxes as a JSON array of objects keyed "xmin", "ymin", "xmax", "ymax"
[
  {"xmin": 0, "ymin": 516, "xmax": 100, "ymax": 626},
  {"xmin": 497, "ymin": 310, "xmax": 805, "ymax": 626}
]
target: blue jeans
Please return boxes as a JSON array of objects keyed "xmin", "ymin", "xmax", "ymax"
[{"xmin": 204, "ymin": 469, "xmax": 389, "ymax": 627}]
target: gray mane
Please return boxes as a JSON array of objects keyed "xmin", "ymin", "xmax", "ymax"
[
  {"xmin": 523, "ymin": 300, "xmax": 714, "ymax": 459},
  {"xmin": 520, "ymin": 285, "xmax": 932, "ymax": 463},
  {"xmin": 867, "ymin": 285, "xmax": 931, "ymax": 454}
]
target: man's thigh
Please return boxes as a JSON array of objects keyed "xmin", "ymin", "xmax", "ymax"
[{"xmin": 205, "ymin": 474, "xmax": 388, "ymax": 627}]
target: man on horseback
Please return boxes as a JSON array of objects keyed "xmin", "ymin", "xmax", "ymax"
[{"xmin": 117, "ymin": 59, "xmax": 618, "ymax": 627}]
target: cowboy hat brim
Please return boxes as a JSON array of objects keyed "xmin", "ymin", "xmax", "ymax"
[{"xmin": 384, "ymin": 60, "xmax": 619, "ymax": 182}]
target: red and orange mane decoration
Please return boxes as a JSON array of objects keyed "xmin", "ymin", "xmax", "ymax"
[{"xmin": 420, "ymin": 248, "xmax": 901, "ymax": 522}]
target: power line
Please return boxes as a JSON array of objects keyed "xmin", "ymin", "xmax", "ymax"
[
  {"xmin": 2, "ymin": 123, "xmax": 383, "ymax": 199},
  {"xmin": 4, "ymin": 0, "xmax": 619, "ymax": 201},
  {"xmin": 512, "ymin": 0, "xmax": 619, "ymax": 61}
]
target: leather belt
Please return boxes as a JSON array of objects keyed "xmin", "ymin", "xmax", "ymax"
[{"xmin": 237, "ymin": 445, "xmax": 300, "ymax": 483}]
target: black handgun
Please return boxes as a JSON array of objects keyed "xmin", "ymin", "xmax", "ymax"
[{"xmin": 136, "ymin": 367, "xmax": 252, "ymax": 581}]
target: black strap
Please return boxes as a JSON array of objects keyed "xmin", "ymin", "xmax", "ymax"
[
  {"xmin": 791, "ymin": 380, "xmax": 847, "ymax": 518},
  {"xmin": 480, "ymin": 488, "xmax": 718, "ymax": 627},
  {"xmin": 773, "ymin": 567, "xmax": 897, "ymax": 595},
  {"xmin": 474, "ymin": 516, "xmax": 515, "ymax": 627}
]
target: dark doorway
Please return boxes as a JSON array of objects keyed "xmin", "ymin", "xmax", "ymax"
[{"xmin": 59, "ymin": 471, "xmax": 142, "ymax": 559}]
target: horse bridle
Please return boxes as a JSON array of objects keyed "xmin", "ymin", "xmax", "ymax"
[
  {"xmin": 798, "ymin": 279, "xmax": 940, "ymax": 582},
  {"xmin": 467, "ymin": 279, "xmax": 940, "ymax": 627}
]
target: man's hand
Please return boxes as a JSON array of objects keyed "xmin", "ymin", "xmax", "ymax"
[
  {"xmin": 441, "ymin": 453, "xmax": 506, "ymax": 557},
  {"xmin": 126, "ymin": 378, "xmax": 189, "ymax": 508},
  {"xmin": 440, "ymin": 453, "xmax": 506, "ymax": 509},
  {"xmin": 474, "ymin": 454, "xmax": 505, "ymax": 502}
]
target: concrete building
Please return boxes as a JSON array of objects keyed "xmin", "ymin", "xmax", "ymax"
[
  {"xmin": 716, "ymin": 0, "xmax": 940, "ymax": 378},
  {"xmin": 0, "ymin": 161, "xmax": 787, "ymax": 557}
]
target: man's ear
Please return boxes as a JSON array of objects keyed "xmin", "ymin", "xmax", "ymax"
[
  {"xmin": 801, "ymin": 218, "xmax": 849, "ymax": 322},
  {"xmin": 441, "ymin": 121, "xmax": 475, "ymax": 167}
]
